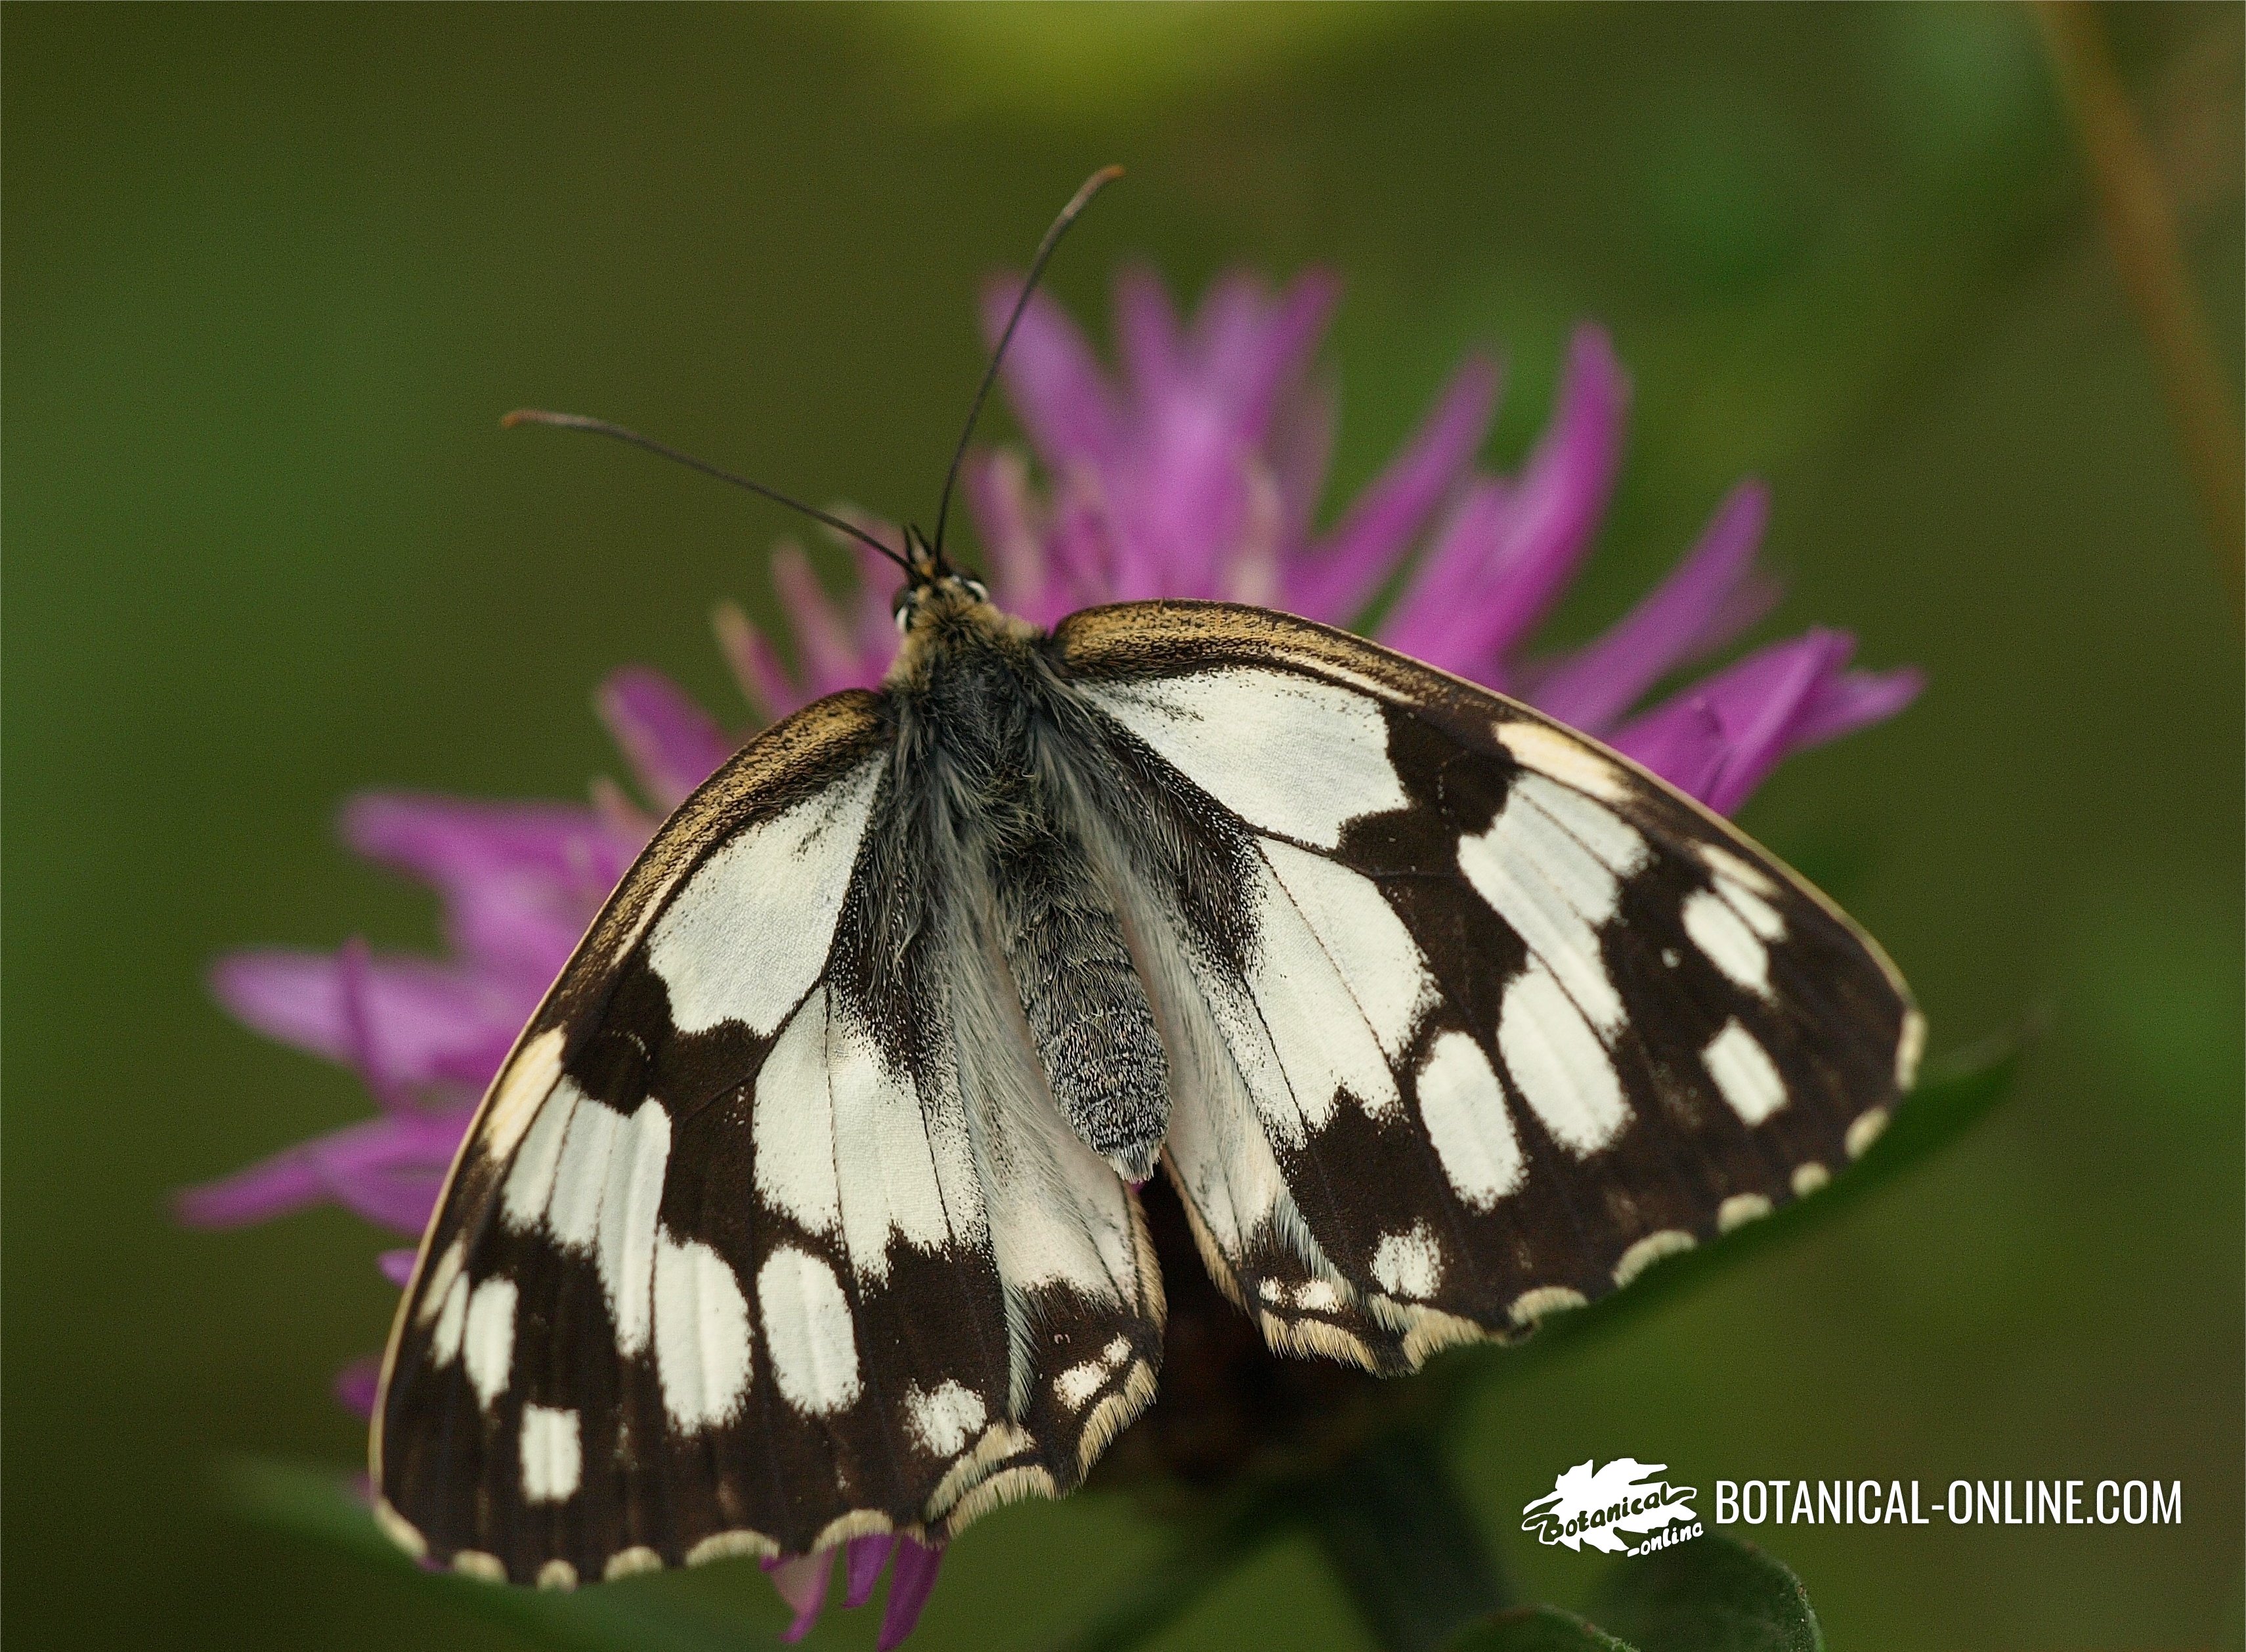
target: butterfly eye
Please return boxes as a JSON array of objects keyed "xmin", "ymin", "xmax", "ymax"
[
  {"xmin": 961, "ymin": 577, "xmax": 990, "ymax": 604},
  {"xmin": 893, "ymin": 594, "xmax": 917, "ymax": 633}
]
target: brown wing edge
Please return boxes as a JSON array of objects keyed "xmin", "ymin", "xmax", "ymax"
[{"xmin": 1058, "ymin": 599, "xmax": 1924, "ymax": 1362}]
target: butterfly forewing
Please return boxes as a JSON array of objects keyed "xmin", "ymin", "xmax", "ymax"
[
  {"xmin": 372, "ymin": 687, "xmax": 1161, "ymax": 1586},
  {"xmin": 1054, "ymin": 601, "xmax": 1920, "ymax": 1371}
]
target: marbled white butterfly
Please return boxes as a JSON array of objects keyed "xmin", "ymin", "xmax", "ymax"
[{"xmin": 371, "ymin": 169, "xmax": 1919, "ymax": 1590}]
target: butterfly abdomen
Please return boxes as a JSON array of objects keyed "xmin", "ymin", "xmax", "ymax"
[{"xmin": 903, "ymin": 616, "xmax": 1172, "ymax": 1183}]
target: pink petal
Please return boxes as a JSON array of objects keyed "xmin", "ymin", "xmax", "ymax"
[
  {"xmin": 1530, "ymin": 481, "xmax": 1772, "ymax": 734},
  {"xmin": 1224, "ymin": 269, "xmax": 1343, "ymax": 444},
  {"xmin": 1113, "ymin": 264, "xmax": 1185, "ymax": 403},
  {"xmin": 378, "ymin": 1248, "xmax": 417, "ymax": 1286},
  {"xmin": 1789, "ymin": 664, "xmax": 1925, "ymax": 750},
  {"xmin": 1610, "ymin": 630, "xmax": 1854, "ymax": 814},
  {"xmin": 334, "ymin": 1357, "xmax": 381, "ymax": 1421},
  {"xmin": 766, "ymin": 1549, "xmax": 837, "ymax": 1643},
  {"xmin": 844, "ymin": 1534, "xmax": 896, "ymax": 1608},
  {"xmin": 595, "ymin": 667, "xmax": 735, "ymax": 812},
  {"xmin": 1047, "ymin": 471, "xmax": 1124, "ymax": 608},
  {"xmin": 341, "ymin": 793, "xmax": 634, "ymax": 980},
  {"xmin": 173, "ymin": 1146, "xmax": 322, "ymax": 1229},
  {"xmin": 1611, "ymin": 695, "xmax": 1731, "ymax": 803},
  {"xmin": 850, "ymin": 538, "xmax": 907, "ymax": 668},
  {"xmin": 771, "ymin": 543, "xmax": 865, "ymax": 691},
  {"xmin": 1395, "ymin": 324, "xmax": 1629, "ymax": 674},
  {"xmin": 962, "ymin": 448, "xmax": 1055, "ymax": 619},
  {"xmin": 714, "ymin": 600, "xmax": 806, "ymax": 726},
  {"xmin": 1373, "ymin": 479, "xmax": 1510, "ymax": 675},
  {"xmin": 173, "ymin": 1106, "xmax": 471, "ymax": 1234},
  {"xmin": 876, "ymin": 1539, "xmax": 945, "ymax": 1651},
  {"xmin": 984, "ymin": 279, "xmax": 1123, "ymax": 467},
  {"xmin": 1184, "ymin": 270, "xmax": 1272, "ymax": 385},
  {"xmin": 1269, "ymin": 370, "xmax": 1338, "ymax": 548},
  {"xmin": 343, "ymin": 793, "xmax": 635, "ymax": 893},
  {"xmin": 1478, "ymin": 324, "xmax": 1630, "ymax": 653},
  {"xmin": 1113, "ymin": 397, "xmax": 1253, "ymax": 600},
  {"xmin": 1287, "ymin": 353, "xmax": 1500, "ymax": 624},
  {"xmin": 209, "ymin": 948, "xmax": 521, "ymax": 1093}
]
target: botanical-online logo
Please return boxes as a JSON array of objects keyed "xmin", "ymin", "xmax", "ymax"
[{"xmin": 1523, "ymin": 1458, "xmax": 1704, "ymax": 1556}]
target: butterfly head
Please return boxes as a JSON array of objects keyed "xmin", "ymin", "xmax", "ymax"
[{"xmin": 892, "ymin": 524, "xmax": 991, "ymax": 634}]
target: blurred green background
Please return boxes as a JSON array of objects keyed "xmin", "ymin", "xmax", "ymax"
[{"xmin": 7, "ymin": 5, "xmax": 2241, "ymax": 1649}]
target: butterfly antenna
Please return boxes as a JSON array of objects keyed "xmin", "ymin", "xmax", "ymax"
[
  {"xmin": 500, "ymin": 408, "xmax": 911, "ymax": 572},
  {"xmin": 930, "ymin": 164, "xmax": 1123, "ymax": 565}
]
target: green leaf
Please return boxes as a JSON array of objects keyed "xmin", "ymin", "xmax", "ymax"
[
  {"xmin": 1480, "ymin": 1034, "xmax": 2021, "ymax": 1378},
  {"xmin": 217, "ymin": 1458, "xmax": 772, "ymax": 1652},
  {"xmin": 1587, "ymin": 1533, "xmax": 1822, "ymax": 1652},
  {"xmin": 1043, "ymin": 1491, "xmax": 1292, "ymax": 1652},
  {"xmin": 1448, "ymin": 1604, "xmax": 1634, "ymax": 1652}
]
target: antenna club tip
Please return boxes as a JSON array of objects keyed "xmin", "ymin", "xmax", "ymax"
[
  {"xmin": 1070, "ymin": 165, "xmax": 1125, "ymax": 210},
  {"xmin": 499, "ymin": 409, "xmax": 541, "ymax": 429}
]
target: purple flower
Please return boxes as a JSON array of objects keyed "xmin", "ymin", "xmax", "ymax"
[
  {"xmin": 181, "ymin": 264, "xmax": 1919, "ymax": 1647},
  {"xmin": 964, "ymin": 267, "xmax": 1920, "ymax": 802},
  {"xmin": 764, "ymin": 1536, "xmax": 945, "ymax": 1651}
]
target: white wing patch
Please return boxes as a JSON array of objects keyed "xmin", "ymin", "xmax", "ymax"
[
  {"xmin": 1148, "ymin": 915, "xmax": 1293, "ymax": 1263},
  {"xmin": 829, "ymin": 996, "xmax": 974, "ymax": 1286},
  {"xmin": 500, "ymin": 1085, "xmax": 681, "ymax": 1360},
  {"xmin": 1715, "ymin": 869, "xmax": 1788, "ymax": 942},
  {"xmin": 595, "ymin": 1100, "xmax": 671, "ymax": 1357},
  {"xmin": 1702, "ymin": 1018, "xmax": 1788, "ymax": 1126},
  {"xmin": 1497, "ymin": 961, "xmax": 1630, "ymax": 1156},
  {"xmin": 1371, "ymin": 1222, "xmax": 1443, "ymax": 1299},
  {"xmin": 904, "ymin": 1380, "xmax": 987, "ymax": 1458},
  {"xmin": 545, "ymin": 1093, "xmax": 621, "ymax": 1251},
  {"xmin": 520, "ymin": 1406, "xmax": 583, "ymax": 1504},
  {"xmin": 1243, "ymin": 850, "xmax": 1403, "ymax": 1134},
  {"xmin": 1259, "ymin": 837, "xmax": 1435, "ymax": 1060},
  {"xmin": 1085, "ymin": 667, "xmax": 1407, "ymax": 849},
  {"xmin": 429, "ymin": 1267, "xmax": 469, "ymax": 1366},
  {"xmin": 752, "ymin": 982, "xmax": 985, "ymax": 1287},
  {"xmin": 758, "ymin": 1245, "xmax": 863, "ymax": 1417},
  {"xmin": 947, "ymin": 922, "xmax": 1142, "ymax": 1307},
  {"xmin": 752, "ymin": 988, "xmax": 842, "ymax": 1236},
  {"xmin": 1682, "ymin": 889, "xmax": 1770, "ymax": 995},
  {"xmin": 463, "ymin": 1276, "xmax": 517, "ymax": 1410},
  {"xmin": 481, "ymin": 1027, "xmax": 565, "ymax": 1164},
  {"xmin": 647, "ymin": 756, "xmax": 883, "ymax": 1036},
  {"xmin": 1495, "ymin": 720, "xmax": 1631, "ymax": 803},
  {"xmin": 653, "ymin": 1232, "xmax": 754, "ymax": 1431},
  {"xmin": 500, "ymin": 1074, "xmax": 582, "ymax": 1229},
  {"xmin": 1415, "ymin": 1031, "xmax": 1523, "ymax": 1209},
  {"xmin": 1458, "ymin": 774, "xmax": 1647, "ymax": 1037}
]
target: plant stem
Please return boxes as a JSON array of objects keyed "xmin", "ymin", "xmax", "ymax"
[
  {"xmin": 1300, "ymin": 1432, "xmax": 1509, "ymax": 1652},
  {"xmin": 2035, "ymin": 1, "xmax": 2245, "ymax": 631}
]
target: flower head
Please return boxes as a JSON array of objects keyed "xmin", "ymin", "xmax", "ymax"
[
  {"xmin": 181, "ymin": 265, "xmax": 1918, "ymax": 1646},
  {"xmin": 962, "ymin": 267, "xmax": 1920, "ymax": 804}
]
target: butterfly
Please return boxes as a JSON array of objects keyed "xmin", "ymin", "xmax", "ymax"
[{"xmin": 370, "ymin": 171, "xmax": 1919, "ymax": 1590}]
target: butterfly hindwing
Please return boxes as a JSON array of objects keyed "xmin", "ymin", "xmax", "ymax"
[
  {"xmin": 373, "ymin": 689, "xmax": 1161, "ymax": 1586},
  {"xmin": 1054, "ymin": 600, "xmax": 1920, "ymax": 1372}
]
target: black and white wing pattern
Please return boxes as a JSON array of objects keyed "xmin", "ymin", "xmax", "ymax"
[
  {"xmin": 372, "ymin": 691, "xmax": 1161, "ymax": 1586},
  {"xmin": 1052, "ymin": 601, "xmax": 1921, "ymax": 1375}
]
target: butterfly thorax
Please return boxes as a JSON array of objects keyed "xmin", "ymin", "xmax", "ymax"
[{"xmin": 884, "ymin": 592, "xmax": 1173, "ymax": 1182}]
